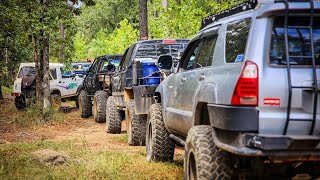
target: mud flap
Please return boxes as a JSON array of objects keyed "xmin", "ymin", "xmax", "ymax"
[{"xmin": 133, "ymin": 85, "xmax": 157, "ymax": 115}]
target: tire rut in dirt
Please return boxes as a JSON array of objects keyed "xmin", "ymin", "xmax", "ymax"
[
  {"xmin": 93, "ymin": 91, "xmax": 108, "ymax": 123},
  {"xmin": 79, "ymin": 90, "xmax": 92, "ymax": 118},
  {"xmin": 184, "ymin": 125, "xmax": 232, "ymax": 180},
  {"xmin": 126, "ymin": 100, "xmax": 146, "ymax": 146},
  {"xmin": 105, "ymin": 96, "xmax": 122, "ymax": 134},
  {"xmin": 146, "ymin": 103, "xmax": 174, "ymax": 162}
]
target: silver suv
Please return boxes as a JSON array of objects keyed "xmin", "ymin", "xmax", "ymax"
[{"xmin": 146, "ymin": 0, "xmax": 320, "ymax": 179}]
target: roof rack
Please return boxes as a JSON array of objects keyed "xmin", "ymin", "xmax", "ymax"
[
  {"xmin": 200, "ymin": 0, "xmax": 317, "ymax": 30},
  {"xmin": 200, "ymin": 0, "xmax": 258, "ymax": 30}
]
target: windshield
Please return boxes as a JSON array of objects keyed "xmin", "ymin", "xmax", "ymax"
[
  {"xmin": 109, "ymin": 59, "xmax": 121, "ymax": 67},
  {"xmin": 18, "ymin": 66, "xmax": 36, "ymax": 78},
  {"xmin": 135, "ymin": 43, "xmax": 187, "ymax": 58}
]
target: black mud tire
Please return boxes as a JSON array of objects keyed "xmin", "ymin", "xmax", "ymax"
[
  {"xmin": 15, "ymin": 96, "xmax": 26, "ymax": 110},
  {"xmin": 50, "ymin": 94, "xmax": 61, "ymax": 111},
  {"xmin": 105, "ymin": 96, "xmax": 122, "ymax": 134},
  {"xmin": 126, "ymin": 100, "xmax": 146, "ymax": 146},
  {"xmin": 93, "ymin": 91, "xmax": 108, "ymax": 123},
  {"xmin": 79, "ymin": 90, "xmax": 92, "ymax": 118},
  {"xmin": 146, "ymin": 103, "xmax": 174, "ymax": 162},
  {"xmin": 184, "ymin": 125, "xmax": 232, "ymax": 180}
]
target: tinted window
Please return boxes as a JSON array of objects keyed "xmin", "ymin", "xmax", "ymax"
[
  {"xmin": 270, "ymin": 16, "xmax": 320, "ymax": 65},
  {"xmin": 136, "ymin": 44, "xmax": 157, "ymax": 58},
  {"xmin": 182, "ymin": 41, "xmax": 201, "ymax": 70},
  {"xmin": 50, "ymin": 69, "xmax": 57, "ymax": 79},
  {"xmin": 18, "ymin": 66, "xmax": 36, "ymax": 78},
  {"xmin": 197, "ymin": 36, "xmax": 218, "ymax": 67},
  {"xmin": 122, "ymin": 46, "xmax": 134, "ymax": 70},
  {"xmin": 90, "ymin": 59, "xmax": 99, "ymax": 73},
  {"xmin": 100, "ymin": 60, "xmax": 109, "ymax": 71},
  {"xmin": 225, "ymin": 18, "xmax": 251, "ymax": 63},
  {"xmin": 61, "ymin": 68, "xmax": 73, "ymax": 79},
  {"xmin": 135, "ymin": 43, "xmax": 188, "ymax": 58}
]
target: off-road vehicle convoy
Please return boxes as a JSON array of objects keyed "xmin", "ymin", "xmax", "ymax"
[
  {"xmin": 146, "ymin": 0, "xmax": 320, "ymax": 179},
  {"xmin": 105, "ymin": 39, "xmax": 189, "ymax": 146},
  {"xmin": 78, "ymin": 54, "xmax": 122, "ymax": 122},
  {"xmin": 12, "ymin": 63, "xmax": 83, "ymax": 110}
]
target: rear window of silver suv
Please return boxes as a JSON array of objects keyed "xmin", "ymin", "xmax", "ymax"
[{"xmin": 270, "ymin": 16, "xmax": 320, "ymax": 66}]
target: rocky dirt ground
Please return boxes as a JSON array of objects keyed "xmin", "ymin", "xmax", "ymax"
[{"xmin": 0, "ymin": 93, "xmax": 184, "ymax": 179}]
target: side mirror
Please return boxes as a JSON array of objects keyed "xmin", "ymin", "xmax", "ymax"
[{"xmin": 157, "ymin": 55, "xmax": 173, "ymax": 71}]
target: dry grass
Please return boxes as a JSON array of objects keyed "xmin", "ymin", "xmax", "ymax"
[{"xmin": 0, "ymin": 90, "xmax": 184, "ymax": 179}]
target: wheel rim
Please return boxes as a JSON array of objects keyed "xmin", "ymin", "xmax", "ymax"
[{"xmin": 188, "ymin": 151, "xmax": 197, "ymax": 180}]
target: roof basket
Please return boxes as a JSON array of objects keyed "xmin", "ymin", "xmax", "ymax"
[{"xmin": 200, "ymin": 0, "xmax": 259, "ymax": 30}]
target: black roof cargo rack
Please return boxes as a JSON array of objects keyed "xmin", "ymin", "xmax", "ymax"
[
  {"xmin": 200, "ymin": 0, "xmax": 258, "ymax": 30},
  {"xmin": 200, "ymin": 0, "xmax": 316, "ymax": 30}
]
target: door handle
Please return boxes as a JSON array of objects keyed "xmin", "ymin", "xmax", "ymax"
[
  {"xmin": 199, "ymin": 74, "xmax": 206, "ymax": 81},
  {"xmin": 181, "ymin": 76, "xmax": 186, "ymax": 84}
]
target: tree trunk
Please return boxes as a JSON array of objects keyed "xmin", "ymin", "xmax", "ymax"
[
  {"xmin": 42, "ymin": 35, "xmax": 50, "ymax": 109},
  {"xmin": 0, "ymin": 86, "xmax": 3, "ymax": 100},
  {"xmin": 139, "ymin": 0, "xmax": 148, "ymax": 40},
  {"xmin": 33, "ymin": 0, "xmax": 50, "ymax": 110},
  {"xmin": 41, "ymin": 0, "xmax": 50, "ymax": 109},
  {"xmin": 59, "ymin": 23, "xmax": 65, "ymax": 63},
  {"xmin": 32, "ymin": 34, "xmax": 43, "ymax": 103}
]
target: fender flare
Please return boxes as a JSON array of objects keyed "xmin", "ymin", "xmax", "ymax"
[
  {"xmin": 154, "ymin": 83, "xmax": 163, "ymax": 103},
  {"xmin": 192, "ymin": 82, "xmax": 218, "ymax": 126},
  {"xmin": 76, "ymin": 84, "xmax": 84, "ymax": 95},
  {"xmin": 50, "ymin": 88, "xmax": 61, "ymax": 96}
]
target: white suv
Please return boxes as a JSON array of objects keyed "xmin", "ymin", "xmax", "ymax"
[{"xmin": 12, "ymin": 63, "xmax": 83, "ymax": 110}]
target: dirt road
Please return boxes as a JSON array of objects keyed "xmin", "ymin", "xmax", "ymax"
[{"xmin": 0, "ymin": 95, "xmax": 184, "ymax": 179}]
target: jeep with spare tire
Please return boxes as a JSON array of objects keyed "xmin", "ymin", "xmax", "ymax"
[
  {"xmin": 12, "ymin": 63, "xmax": 83, "ymax": 111},
  {"xmin": 78, "ymin": 54, "xmax": 122, "ymax": 123},
  {"xmin": 146, "ymin": 0, "xmax": 320, "ymax": 179},
  {"xmin": 106, "ymin": 39, "xmax": 189, "ymax": 146}
]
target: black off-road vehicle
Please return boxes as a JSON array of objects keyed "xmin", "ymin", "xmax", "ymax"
[
  {"xmin": 78, "ymin": 54, "xmax": 122, "ymax": 123},
  {"xmin": 105, "ymin": 39, "xmax": 189, "ymax": 146}
]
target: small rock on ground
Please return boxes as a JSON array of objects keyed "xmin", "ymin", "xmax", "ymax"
[
  {"xmin": 0, "ymin": 139, "xmax": 10, "ymax": 144},
  {"xmin": 31, "ymin": 149, "xmax": 70, "ymax": 166}
]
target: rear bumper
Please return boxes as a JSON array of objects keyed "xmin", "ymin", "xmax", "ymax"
[
  {"xmin": 207, "ymin": 104, "xmax": 320, "ymax": 160},
  {"xmin": 213, "ymin": 131, "xmax": 320, "ymax": 161},
  {"xmin": 207, "ymin": 104, "xmax": 259, "ymax": 131}
]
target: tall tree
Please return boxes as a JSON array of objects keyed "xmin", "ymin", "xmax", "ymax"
[
  {"xmin": 0, "ymin": 86, "xmax": 3, "ymax": 100},
  {"xmin": 139, "ymin": 0, "xmax": 148, "ymax": 40}
]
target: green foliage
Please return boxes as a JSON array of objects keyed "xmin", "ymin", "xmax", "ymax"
[
  {"xmin": 104, "ymin": 19, "xmax": 139, "ymax": 54},
  {"xmin": 75, "ymin": 0, "xmax": 139, "ymax": 38},
  {"xmin": 72, "ymin": 0, "xmax": 139, "ymax": 60},
  {"xmin": 73, "ymin": 19, "xmax": 138, "ymax": 60},
  {"xmin": 148, "ymin": 0, "xmax": 222, "ymax": 39},
  {"xmin": 1, "ymin": 86, "xmax": 12, "ymax": 94},
  {"xmin": 73, "ymin": 31, "xmax": 88, "ymax": 61}
]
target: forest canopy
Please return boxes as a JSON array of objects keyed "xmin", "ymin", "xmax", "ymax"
[{"xmin": 0, "ymin": 0, "xmax": 238, "ymax": 86}]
